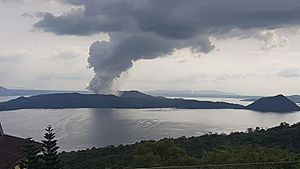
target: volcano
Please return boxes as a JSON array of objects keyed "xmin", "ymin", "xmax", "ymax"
[{"xmin": 247, "ymin": 94, "xmax": 300, "ymax": 112}]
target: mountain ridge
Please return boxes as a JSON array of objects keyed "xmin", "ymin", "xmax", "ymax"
[
  {"xmin": 0, "ymin": 86, "xmax": 8, "ymax": 91},
  {"xmin": 247, "ymin": 94, "xmax": 300, "ymax": 112},
  {"xmin": 0, "ymin": 91, "xmax": 244, "ymax": 111},
  {"xmin": 0, "ymin": 91, "xmax": 299, "ymax": 113},
  {"xmin": 146, "ymin": 90, "xmax": 245, "ymax": 98}
]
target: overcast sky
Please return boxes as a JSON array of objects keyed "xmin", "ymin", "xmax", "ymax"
[{"xmin": 1, "ymin": 0, "xmax": 300, "ymax": 95}]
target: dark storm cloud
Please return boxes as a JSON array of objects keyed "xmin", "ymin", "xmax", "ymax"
[
  {"xmin": 35, "ymin": 0, "xmax": 300, "ymax": 37},
  {"xmin": 34, "ymin": 0, "xmax": 300, "ymax": 93}
]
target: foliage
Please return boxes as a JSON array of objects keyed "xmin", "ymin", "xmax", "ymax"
[
  {"xmin": 19, "ymin": 137, "xmax": 41, "ymax": 169},
  {"xmin": 20, "ymin": 126, "xmax": 62, "ymax": 169},
  {"xmin": 200, "ymin": 145, "xmax": 300, "ymax": 169},
  {"xmin": 133, "ymin": 139, "xmax": 199, "ymax": 168},
  {"xmin": 41, "ymin": 125, "xmax": 61, "ymax": 169},
  {"xmin": 59, "ymin": 122, "xmax": 300, "ymax": 169},
  {"xmin": 60, "ymin": 145, "xmax": 134, "ymax": 169}
]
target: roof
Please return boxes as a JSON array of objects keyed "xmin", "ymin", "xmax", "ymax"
[{"xmin": 0, "ymin": 134, "xmax": 41, "ymax": 169}]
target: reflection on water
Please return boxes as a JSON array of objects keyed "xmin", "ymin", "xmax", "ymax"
[{"xmin": 1, "ymin": 108, "xmax": 300, "ymax": 151}]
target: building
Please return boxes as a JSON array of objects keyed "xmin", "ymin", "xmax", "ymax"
[{"xmin": 0, "ymin": 123, "xmax": 41, "ymax": 169}]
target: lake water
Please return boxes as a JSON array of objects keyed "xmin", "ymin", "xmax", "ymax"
[{"xmin": 1, "ymin": 96, "xmax": 300, "ymax": 151}]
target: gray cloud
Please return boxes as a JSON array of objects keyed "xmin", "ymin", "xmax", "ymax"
[
  {"xmin": 0, "ymin": 0, "xmax": 23, "ymax": 2},
  {"xmin": 22, "ymin": 12, "xmax": 47, "ymax": 18},
  {"xmin": 0, "ymin": 54, "xmax": 25, "ymax": 63},
  {"xmin": 21, "ymin": 12, "xmax": 33, "ymax": 18},
  {"xmin": 35, "ymin": 0, "xmax": 300, "ymax": 37},
  {"xmin": 278, "ymin": 69, "xmax": 300, "ymax": 77},
  {"xmin": 87, "ymin": 35, "xmax": 212, "ymax": 93},
  {"xmin": 34, "ymin": 0, "xmax": 300, "ymax": 93},
  {"xmin": 52, "ymin": 49, "xmax": 81, "ymax": 60},
  {"xmin": 255, "ymin": 30, "xmax": 289, "ymax": 50},
  {"xmin": 87, "ymin": 33, "xmax": 214, "ymax": 93}
]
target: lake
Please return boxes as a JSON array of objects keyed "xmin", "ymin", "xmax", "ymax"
[{"xmin": 1, "ymin": 96, "xmax": 300, "ymax": 151}]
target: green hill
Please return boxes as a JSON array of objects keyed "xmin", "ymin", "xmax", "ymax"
[{"xmin": 60, "ymin": 122, "xmax": 300, "ymax": 169}]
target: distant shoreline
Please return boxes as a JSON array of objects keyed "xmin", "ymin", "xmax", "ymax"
[{"xmin": 0, "ymin": 91, "xmax": 299, "ymax": 113}]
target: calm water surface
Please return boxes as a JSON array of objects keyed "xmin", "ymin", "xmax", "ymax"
[{"xmin": 1, "ymin": 106, "xmax": 300, "ymax": 151}]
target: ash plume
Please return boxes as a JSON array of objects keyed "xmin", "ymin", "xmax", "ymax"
[{"xmin": 87, "ymin": 33, "xmax": 214, "ymax": 93}]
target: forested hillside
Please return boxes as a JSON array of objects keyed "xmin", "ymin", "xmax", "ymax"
[{"xmin": 60, "ymin": 122, "xmax": 300, "ymax": 169}]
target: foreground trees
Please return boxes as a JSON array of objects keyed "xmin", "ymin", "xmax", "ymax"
[
  {"xmin": 20, "ymin": 138, "xmax": 41, "ymax": 169},
  {"xmin": 19, "ymin": 122, "xmax": 300, "ymax": 169},
  {"xmin": 133, "ymin": 139, "xmax": 198, "ymax": 167},
  {"xmin": 20, "ymin": 125, "xmax": 61, "ymax": 169},
  {"xmin": 60, "ymin": 122, "xmax": 300, "ymax": 169},
  {"xmin": 200, "ymin": 145, "xmax": 300, "ymax": 169},
  {"xmin": 41, "ymin": 125, "xmax": 61, "ymax": 169}
]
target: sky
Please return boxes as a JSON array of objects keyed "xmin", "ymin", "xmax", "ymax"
[{"xmin": 1, "ymin": 0, "xmax": 300, "ymax": 95}]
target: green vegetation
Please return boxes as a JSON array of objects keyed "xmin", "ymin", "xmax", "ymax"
[
  {"xmin": 20, "ymin": 137, "xmax": 41, "ymax": 169},
  {"xmin": 59, "ymin": 122, "xmax": 300, "ymax": 169},
  {"xmin": 41, "ymin": 125, "xmax": 61, "ymax": 169},
  {"xmin": 133, "ymin": 139, "xmax": 199, "ymax": 167},
  {"xmin": 20, "ymin": 125, "xmax": 62, "ymax": 169},
  {"xmin": 200, "ymin": 145, "xmax": 300, "ymax": 169}
]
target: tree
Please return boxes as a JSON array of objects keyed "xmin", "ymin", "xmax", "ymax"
[
  {"xmin": 19, "ymin": 137, "xmax": 41, "ymax": 169},
  {"xmin": 41, "ymin": 125, "xmax": 61, "ymax": 169},
  {"xmin": 200, "ymin": 145, "xmax": 300, "ymax": 169},
  {"xmin": 133, "ymin": 139, "xmax": 199, "ymax": 168}
]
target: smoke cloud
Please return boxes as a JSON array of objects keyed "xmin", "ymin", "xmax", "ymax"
[
  {"xmin": 34, "ymin": 0, "xmax": 300, "ymax": 93},
  {"xmin": 87, "ymin": 33, "xmax": 214, "ymax": 93}
]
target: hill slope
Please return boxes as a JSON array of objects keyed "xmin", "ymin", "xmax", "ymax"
[
  {"xmin": 0, "ymin": 86, "xmax": 7, "ymax": 91},
  {"xmin": 0, "ymin": 91, "xmax": 244, "ymax": 111},
  {"xmin": 59, "ymin": 122, "xmax": 300, "ymax": 169},
  {"xmin": 0, "ymin": 92, "xmax": 299, "ymax": 112},
  {"xmin": 242, "ymin": 95, "xmax": 300, "ymax": 103},
  {"xmin": 247, "ymin": 94, "xmax": 300, "ymax": 112}
]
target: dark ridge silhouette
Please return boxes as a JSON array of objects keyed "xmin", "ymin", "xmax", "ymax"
[
  {"xmin": 118, "ymin": 90, "xmax": 154, "ymax": 99},
  {"xmin": 285, "ymin": 95, "xmax": 300, "ymax": 103},
  {"xmin": 242, "ymin": 95, "xmax": 300, "ymax": 103},
  {"xmin": 146, "ymin": 90, "xmax": 244, "ymax": 98},
  {"xmin": 0, "ymin": 86, "xmax": 8, "ymax": 91},
  {"xmin": 246, "ymin": 94, "xmax": 300, "ymax": 112},
  {"xmin": 0, "ymin": 92, "xmax": 299, "ymax": 113},
  {"xmin": 0, "ymin": 91, "xmax": 244, "ymax": 111}
]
